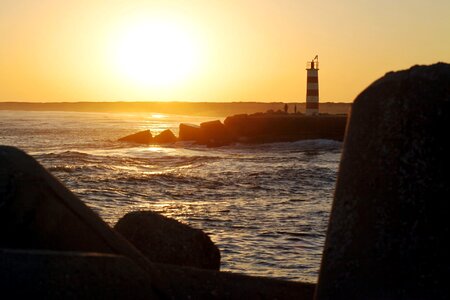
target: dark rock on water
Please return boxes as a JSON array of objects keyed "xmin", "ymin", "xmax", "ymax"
[
  {"xmin": 200, "ymin": 120, "xmax": 233, "ymax": 147},
  {"xmin": 118, "ymin": 129, "xmax": 153, "ymax": 144},
  {"xmin": 118, "ymin": 129, "xmax": 176, "ymax": 145},
  {"xmin": 115, "ymin": 211, "xmax": 221, "ymax": 270},
  {"xmin": 179, "ymin": 123, "xmax": 202, "ymax": 141},
  {"xmin": 0, "ymin": 145, "xmax": 315, "ymax": 299},
  {"xmin": 224, "ymin": 114, "xmax": 347, "ymax": 143},
  {"xmin": 316, "ymin": 63, "xmax": 450, "ymax": 299},
  {"xmin": 0, "ymin": 249, "xmax": 158, "ymax": 299},
  {"xmin": 118, "ymin": 114, "xmax": 347, "ymax": 147},
  {"xmin": 153, "ymin": 129, "xmax": 177, "ymax": 144}
]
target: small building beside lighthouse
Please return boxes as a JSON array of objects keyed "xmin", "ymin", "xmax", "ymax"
[{"xmin": 306, "ymin": 55, "xmax": 319, "ymax": 115}]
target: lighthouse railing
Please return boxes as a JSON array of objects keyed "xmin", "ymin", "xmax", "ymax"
[{"xmin": 306, "ymin": 61, "xmax": 319, "ymax": 70}]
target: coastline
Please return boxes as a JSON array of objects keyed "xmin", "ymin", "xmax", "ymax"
[{"xmin": 0, "ymin": 101, "xmax": 351, "ymax": 117}]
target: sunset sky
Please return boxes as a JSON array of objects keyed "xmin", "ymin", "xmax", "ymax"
[{"xmin": 1, "ymin": 0, "xmax": 449, "ymax": 103}]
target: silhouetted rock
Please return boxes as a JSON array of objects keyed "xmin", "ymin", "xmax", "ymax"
[
  {"xmin": 154, "ymin": 129, "xmax": 177, "ymax": 144},
  {"xmin": 115, "ymin": 211, "xmax": 220, "ymax": 270},
  {"xmin": 0, "ymin": 146, "xmax": 148, "ymax": 259},
  {"xmin": 224, "ymin": 114, "xmax": 346, "ymax": 143},
  {"xmin": 199, "ymin": 120, "xmax": 233, "ymax": 147},
  {"xmin": 179, "ymin": 123, "xmax": 202, "ymax": 141},
  {"xmin": 316, "ymin": 63, "xmax": 450, "ymax": 300},
  {"xmin": 0, "ymin": 145, "xmax": 163, "ymax": 295},
  {"xmin": 0, "ymin": 249, "xmax": 157, "ymax": 299},
  {"xmin": 153, "ymin": 262, "xmax": 316, "ymax": 299},
  {"xmin": 118, "ymin": 130, "xmax": 153, "ymax": 144}
]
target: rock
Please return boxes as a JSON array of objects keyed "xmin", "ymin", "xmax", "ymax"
[
  {"xmin": 153, "ymin": 129, "xmax": 177, "ymax": 144},
  {"xmin": 118, "ymin": 130, "xmax": 153, "ymax": 144},
  {"xmin": 153, "ymin": 262, "xmax": 316, "ymax": 299},
  {"xmin": 114, "ymin": 211, "xmax": 220, "ymax": 270},
  {"xmin": 0, "ymin": 145, "xmax": 315, "ymax": 299},
  {"xmin": 224, "ymin": 114, "xmax": 347, "ymax": 143},
  {"xmin": 0, "ymin": 249, "xmax": 158, "ymax": 299},
  {"xmin": 0, "ymin": 145, "xmax": 164, "ymax": 294},
  {"xmin": 0, "ymin": 146, "xmax": 148, "ymax": 261},
  {"xmin": 316, "ymin": 63, "xmax": 450, "ymax": 300},
  {"xmin": 179, "ymin": 123, "xmax": 202, "ymax": 141},
  {"xmin": 199, "ymin": 120, "xmax": 233, "ymax": 147}
]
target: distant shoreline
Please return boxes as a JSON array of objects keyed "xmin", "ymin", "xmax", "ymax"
[{"xmin": 0, "ymin": 101, "xmax": 351, "ymax": 117}]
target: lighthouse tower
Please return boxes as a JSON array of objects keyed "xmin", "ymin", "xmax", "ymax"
[{"xmin": 306, "ymin": 55, "xmax": 319, "ymax": 115}]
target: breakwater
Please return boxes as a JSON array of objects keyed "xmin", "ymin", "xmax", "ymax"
[{"xmin": 119, "ymin": 113, "xmax": 348, "ymax": 147}]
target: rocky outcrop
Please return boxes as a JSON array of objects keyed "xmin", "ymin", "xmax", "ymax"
[
  {"xmin": 224, "ymin": 114, "xmax": 347, "ymax": 143},
  {"xmin": 199, "ymin": 120, "xmax": 233, "ymax": 147},
  {"xmin": 119, "ymin": 115, "xmax": 347, "ymax": 147},
  {"xmin": 118, "ymin": 130, "xmax": 153, "ymax": 144},
  {"xmin": 316, "ymin": 63, "xmax": 450, "ymax": 300},
  {"xmin": 153, "ymin": 129, "xmax": 177, "ymax": 144},
  {"xmin": 177, "ymin": 115, "xmax": 347, "ymax": 146},
  {"xmin": 179, "ymin": 123, "xmax": 202, "ymax": 141},
  {"xmin": 114, "ymin": 211, "xmax": 220, "ymax": 270},
  {"xmin": 0, "ymin": 145, "xmax": 315, "ymax": 299}
]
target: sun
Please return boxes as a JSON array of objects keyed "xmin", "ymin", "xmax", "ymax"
[{"xmin": 113, "ymin": 18, "xmax": 200, "ymax": 88}]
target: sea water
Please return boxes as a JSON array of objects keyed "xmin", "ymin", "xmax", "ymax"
[{"xmin": 0, "ymin": 110, "xmax": 341, "ymax": 283}]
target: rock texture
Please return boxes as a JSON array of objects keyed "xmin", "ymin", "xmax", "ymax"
[
  {"xmin": 153, "ymin": 129, "xmax": 177, "ymax": 144},
  {"xmin": 316, "ymin": 63, "xmax": 450, "ymax": 299},
  {"xmin": 118, "ymin": 130, "xmax": 153, "ymax": 144},
  {"xmin": 115, "ymin": 211, "xmax": 220, "ymax": 270}
]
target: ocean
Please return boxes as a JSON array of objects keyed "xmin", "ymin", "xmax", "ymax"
[{"xmin": 0, "ymin": 110, "xmax": 342, "ymax": 283}]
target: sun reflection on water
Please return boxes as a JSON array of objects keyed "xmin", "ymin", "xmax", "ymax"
[{"xmin": 147, "ymin": 146, "xmax": 163, "ymax": 152}]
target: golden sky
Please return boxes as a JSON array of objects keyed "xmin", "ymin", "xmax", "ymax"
[{"xmin": 1, "ymin": 0, "xmax": 449, "ymax": 103}]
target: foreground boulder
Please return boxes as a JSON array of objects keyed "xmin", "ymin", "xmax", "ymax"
[
  {"xmin": 118, "ymin": 130, "xmax": 153, "ymax": 144},
  {"xmin": 0, "ymin": 146, "xmax": 148, "ymax": 259},
  {"xmin": 0, "ymin": 145, "xmax": 315, "ymax": 299},
  {"xmin": 153, "ymin": 129, "xmax": 177, "ymax": 144},
  {"xmin": 115, "ymin": 211, "xmax": 220, "ymax": 270},
  {"xmin": 0, "ymin": 249, "xmax": 157, "ymax": 299},
  {"xmin": 316, "ymin": 63, "xmax": 450, "ymax": 299},
  {"xmin": 179, "ymin": 123, "xmax": 202, "ymax": 141}
]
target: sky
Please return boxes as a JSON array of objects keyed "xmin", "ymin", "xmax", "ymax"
[{"xmin": 1, "ymin": 0, "xmax": 449, "ymax": 103}]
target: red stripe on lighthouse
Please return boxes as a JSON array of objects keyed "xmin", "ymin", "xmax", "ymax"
[
  {"xmin": 306, "ymin": 89, "xmax": 319, "ymax": 96},
  {"xmin": 307, "ymin": 77, "xmax": 318, "ymax": 83}
]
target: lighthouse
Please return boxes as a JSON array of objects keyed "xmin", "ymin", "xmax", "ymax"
[{"xmin": 306, "ymin": 55, "xmax": 319, "ymax": 115}]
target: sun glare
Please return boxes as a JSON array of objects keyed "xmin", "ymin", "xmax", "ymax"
[
  {"xmin": 113, "ymin": 18, "xmax": 200, "ymax": 88},
  {"xmin": 151, "ymin": 113, "xmax": 166, "ymax": 118}
]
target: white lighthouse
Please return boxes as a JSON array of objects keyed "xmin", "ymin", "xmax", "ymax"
[{"xmin": 306, "ymin": 55, "xmax": 319, "ymax": 115}]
